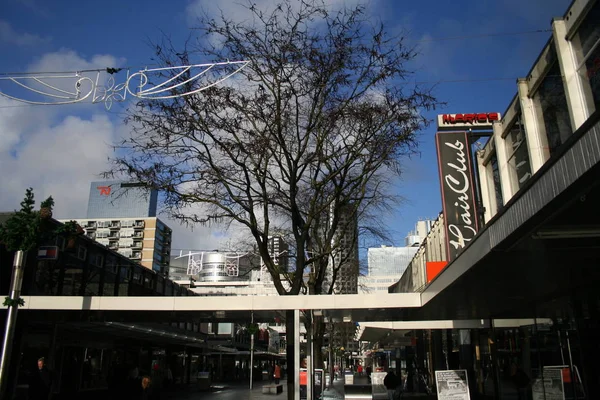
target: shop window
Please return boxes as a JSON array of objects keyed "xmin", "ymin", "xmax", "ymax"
[
  {"xmin": 490, "ymin": 153, "xmax": 503, "ymax": 210},
  {"xmin": 532, "ymin": 49, "xmax": 573, "ymax": 155},
  {"xmin": 505, "ymin": 113, "xmax": 532, "ymax": 192},
  {"xmin": 574, "ymin": 1, "xmax": 600, "ymax": 112}
]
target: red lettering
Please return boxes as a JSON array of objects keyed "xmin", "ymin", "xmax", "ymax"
[
  {"xmin": 443, "ymin": 114, "xmax": 455, "ymax": 123},
  {"xmin": 441, "ymin": 113, "xmax": 500, "ymax": 124},
  {"xmin": 97, "ymin": 186, "xmax": 111, "ymax": 196}
]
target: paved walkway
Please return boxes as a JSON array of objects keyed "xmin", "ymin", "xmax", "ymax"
[
  {"xmin": 160, "ymin": 376, "xmax": 445, "ymax": 400},
  {"xmin": 162, "ymin": 376, "xmax": 345, "ymax": 400}
]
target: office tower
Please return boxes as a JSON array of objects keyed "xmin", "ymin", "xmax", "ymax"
[
  {"xmin": 332, "ymin": 204, "xmax": 359, "ymax": 294},
  {"xmin": 360, "ymin": 245, "xmax": 419, "ymax": 294},
  {"xmin": 87, "ymin": 180, "xmax": 158, "ymax": 219}
]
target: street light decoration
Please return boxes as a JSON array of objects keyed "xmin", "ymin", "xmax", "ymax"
[{"xmin": 0, "ymin": 61, "xmax": 250, "ymax": 110}]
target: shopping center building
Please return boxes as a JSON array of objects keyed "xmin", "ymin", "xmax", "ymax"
[
  {"xmin": 1, "ymin": 0, "xmax": 600, "ymax": 399},
  {"xmin": 372, "ymin": 0, "xmax": 600, "ymax": 397}
]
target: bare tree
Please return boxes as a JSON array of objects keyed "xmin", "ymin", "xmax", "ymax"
[{"xmin": 105, "ymin": 0, "xmax": 439, "ymax": 395}]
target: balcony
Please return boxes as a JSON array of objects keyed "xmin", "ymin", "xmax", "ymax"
[
  {"xmin": 134, "ymin": 221, "xmax": 145, "ymax": 229},
  {"xmin": 131, "ymin": 252, "xmax": 142, "ymax": 260},
  {"xmin": 133, "ymin": 241, "xmax": 143, "ymax": 249},
  {"xmin": 109, "ymin": 222, "xmax": 121, "ymax": 229},
  {"xmin": 85, "ymin": 222, "xmax": 97, "ymax": 230}
]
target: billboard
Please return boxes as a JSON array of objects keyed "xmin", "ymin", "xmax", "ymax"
[{"xmin": 435, "ymin": 132, "xmax": 479, "ymax": 262}]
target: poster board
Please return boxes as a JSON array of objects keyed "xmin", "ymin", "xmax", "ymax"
[
  {"xmin": 370, "ymin": 371, "xmax": 388, "ymax": 400},
  {"xmin": 435, "ymin": 369, "xmax": 471, "ymax": 400},
  {"xmin": 532, "ymin": 368, "xmax": 565, "ymax": 400}
]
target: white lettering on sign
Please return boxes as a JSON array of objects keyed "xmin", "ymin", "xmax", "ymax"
[{"xmin": 442, "ymin": 140, "xmax": 477, "ymax": 250}]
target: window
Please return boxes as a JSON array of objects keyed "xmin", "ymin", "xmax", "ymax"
[
  {"xmin": 121, "ymin": 219, "xmax": 134, "ymax": 228},
  {"xmin": 574, "ymin": 1, "xmax": 600, "ymax": 111},
  {"xmin": 77, "ymin": 246, "xmax": 87, "ymax": 261},
  {"xmin": 505, "ymin": 113, "xmax": 532, "ymax": 192},
  {"xmin": 490, "ymin": 154, "xmax": 503, "ymax": 209},
  {"xmin": 532, "ymin": 47, "xmax": 572, "ymax": 155},
  {"xmin": 119, "ymin": 229, "xmax": 134, "ymax": 238},
  {"xmin": 119, "ymin": 238, "xmax": 134, "ymax": 248},
  {"xmin": 96, "ymin": 229, "xmax": 110, "ymax": 238},
  {"xmin": 118, "ymin": 248, "xmax": 133, "ymax": 258}
]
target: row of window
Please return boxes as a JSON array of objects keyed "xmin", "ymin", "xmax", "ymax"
[{"xmin": 481, "ymin": 1, "xmax": 600, "ymax": 219}]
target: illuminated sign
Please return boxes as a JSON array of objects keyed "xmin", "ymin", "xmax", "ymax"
[
  {"xmin": 437, "ymin": 113, "xmax": 501, "ymax": 130},
  {"xmin": 97, "ymin": 186, "xmax": 111, "ymax": 196}
]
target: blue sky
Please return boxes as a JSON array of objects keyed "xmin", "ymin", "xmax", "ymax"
[{"xmin": 0, "ymin": 0, "xmax": 571, "ymax": 250}]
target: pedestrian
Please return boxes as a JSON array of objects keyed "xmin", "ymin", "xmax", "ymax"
[
  {"xmin": 274, "ymin": 363, "xmax": 281, "ymax": 384},
  {"xmin": 383, "ymin": 370, "xmax": 401, "ymax": 400},
  {"xmin": 357, "ymin": 364, "xmax": 363, "ymax": 376},
  {"xmin": 29, "ymin": 357, "xmax": 53, "ymax": 400}
]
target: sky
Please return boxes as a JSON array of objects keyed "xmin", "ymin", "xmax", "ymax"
[{"xmin": 0, "ymin": 0, "xmax": 572, "ymax": 251}]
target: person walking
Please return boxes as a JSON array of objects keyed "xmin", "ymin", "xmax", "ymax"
[
  {"xmin": 383, "ymin": 370, "xmax": 401, "ymax": 400},
  {"xmin": 29, "ymin": 357, "xmax": 53, "ymax": 400},
  {"xmin": 274, "ymin": 363, "xmax": 281, "ymax": 385}
]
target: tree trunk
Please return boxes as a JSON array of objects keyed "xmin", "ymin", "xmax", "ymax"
[{"xmin": 286, "ymin": 310, "xmax": 295, "ymax": 400}]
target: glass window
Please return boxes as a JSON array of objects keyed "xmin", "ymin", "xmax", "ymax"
[
  {"xmin": 533, "ymin": 50, "xmax": 573, "ymax": 155},
  {"xmin": 574, "ymin": 1, "xmax": 600, "ymax": 111},
  {"xmin": 505, "ymin": 113, "xmax": 532, "ymax": 192},
  {"xmin": 490, "ymin": 154, "xmax": 503, "ymax": 209},
  {"xmin": 84, "ymin": 266, "xmax": 101, "ymax": 296}
]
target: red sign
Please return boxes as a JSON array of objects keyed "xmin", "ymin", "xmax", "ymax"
[
  {"xmin": 37, "ymin": 246, "xmax": 58, "ymax": 260},
  {"xmin": 426, "ymin": 261, "xmax": 448, "ymax": 283},
  {"xmin": 442, "ymin": 113, "xmax": 499, "ymax": 124},
  {"xmin": 97, "ymin": 186, "xmax": 111, "ymax": 196}
]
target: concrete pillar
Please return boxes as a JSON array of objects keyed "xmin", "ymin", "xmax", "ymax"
[
  {"xmin": 518, "ymin": 78, "xmax": 549, "ymax": 173},
  {"xmin": 492, "ymin": 121, "xmax": 514, "ymax": 203},
  {"xmin": 477, "ymin": 152, "xmax": 494, "ymax": 222},
  {"xmin": 552, "ymin": 18, "xmax": 593, "ymax": 128}
]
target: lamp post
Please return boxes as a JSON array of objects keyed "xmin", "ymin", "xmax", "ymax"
[{"xmin": 0, "ymin": 250, "xmax": 26, "ymax": 397}]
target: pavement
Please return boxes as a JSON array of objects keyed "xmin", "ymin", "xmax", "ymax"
[{"xmin": 160, "ymin": 375, "xmax": 441, "ymax": 399}]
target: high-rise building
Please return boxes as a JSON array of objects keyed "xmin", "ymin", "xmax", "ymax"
[
  {"xmin": 405, "ymin": 219, "xmax": 433, "ymax": 247},
  {"xmin": 61, "ymin": 217, "xmax": 172, "ymax": 274},
  {"xmin": 86, "ymin": 180, "xmax": 158, "ymax": 219},
  {"xmin": 360, "ymin": 245, "xmax": 419, "ymax": 294},
  {"xmin": 331, "ymin": 204, "xmax": 359, "ymax": 294}
]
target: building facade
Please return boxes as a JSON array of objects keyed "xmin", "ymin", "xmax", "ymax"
[
  {"xmin": 62, "ymin": 217, "xmax": 172, "ymax": 275},
  {"xmin": 389, "ymin": 1, "xmax": 600, "ymax": 397},
  {"xmin": 360, "ymin": 246, "xmax": 418, "ymax": 294},
  {"xmin": 330, "ymin": 204, "xmax": 359, "ymax": 294},
  {"xmin": 86, "ymin": 180, "xmax": 158, "ymax": 219}
]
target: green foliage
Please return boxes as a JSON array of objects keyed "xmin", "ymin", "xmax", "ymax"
[
  {"xmin": 3, "ymin": 297, "xmax": 25, "ymax": 307},
  {"xmin": 0, "ymin": 188, "xmax": 47, "ymax": 252},
  {"xmin": 0, "ymin": 188, "xmax": 69, "ymax": 252},
  {"xmin": 55, "ymin": 220, "xmax": 84, "ymax": 237},
  {"xmin": 247, "ymin": 323, "xmax": 260, "ymax": 335}
]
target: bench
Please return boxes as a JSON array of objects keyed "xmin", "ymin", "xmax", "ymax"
[{"xmin": 262, "ymin": 384, "xmax": 284, "ymax": 394}]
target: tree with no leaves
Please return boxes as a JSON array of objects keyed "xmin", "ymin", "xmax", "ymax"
[{"xmin": 106, "ymin": 0, "xmax": 439, "ymax": 396}]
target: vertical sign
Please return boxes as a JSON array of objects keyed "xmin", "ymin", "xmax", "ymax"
[{"xmin": 436, "ymin": 132, "xmax": 479, "ymax": 262}]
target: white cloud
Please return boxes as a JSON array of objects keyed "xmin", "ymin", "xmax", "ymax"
[
  {"xmin": 185, "ymin": 0, "xmax": 371, "ymax": 26},
  {"xmin": 0, "ymin": 49, "xmax": 236, "ymax": 252},
  {"xmin": 0, "ymin": 20, "xmax": 51, "ymax": 46}
]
